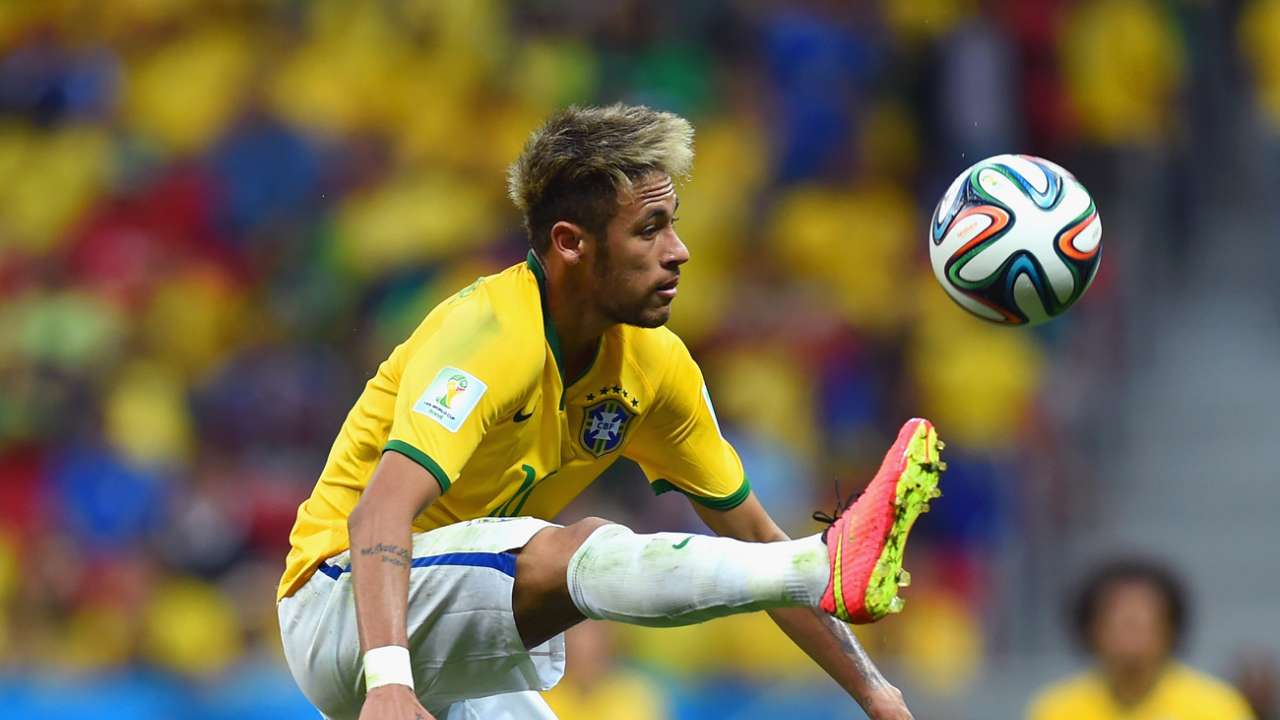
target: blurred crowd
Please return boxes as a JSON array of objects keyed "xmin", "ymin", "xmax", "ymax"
[{"xmin": 0, "ymin": 0, "xmax": 1275, "ymax": 718}]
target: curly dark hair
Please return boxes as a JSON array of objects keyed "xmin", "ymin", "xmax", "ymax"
[{"xmin": 1071, "ymin": 557, "xmax": 1189, "ymax": 654}]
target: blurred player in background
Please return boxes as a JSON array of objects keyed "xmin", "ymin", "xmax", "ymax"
[
  {"xmin": 542, "ymin": 621, "xmax": 667, "ymax": 720},
  {"xmin": 276, "ymin": 104, "xmax": 942, "ymax": 720},
  {"xmin": 1028, "ymin": 558, "xmax": 1254, "ymax": 720}
]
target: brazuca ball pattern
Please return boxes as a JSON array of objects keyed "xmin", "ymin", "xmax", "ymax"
[{"xmin": 929, "ymin": 154, "xmax": 1102, "ymax": 326}]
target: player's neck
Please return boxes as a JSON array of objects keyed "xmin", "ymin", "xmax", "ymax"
[
  {"xmin": 538, "ymin": 259, "xmax": 610, "ymax": 381},
  {"xmin": 547, "ymin": 291, "xmax": 609, "ymax": 381},
  {"xmin": 1103, "ymin": 660, "xmax": 1166, "ymax": 708}
]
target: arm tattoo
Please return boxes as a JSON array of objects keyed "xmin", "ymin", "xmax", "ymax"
[
  {"xmin": 358, "ymin": 543, "xmax": 412, "ymax": 568},
  {"xmin": 819, "ymin": 610, "xmax": 887, "ymax": 689}
]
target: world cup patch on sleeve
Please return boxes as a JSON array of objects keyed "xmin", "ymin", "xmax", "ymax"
[
  {"xmin": 581, "ymin": 399, "xmax": 634, "ymax": 456},
  {"xmin": 414, "ymin": 367, "xmax": 487, "ymax": 433}
]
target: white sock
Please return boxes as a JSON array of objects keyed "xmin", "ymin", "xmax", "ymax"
[{"xmin": 565, "ymin": 524, "xmax": 830, "ymax": 627}]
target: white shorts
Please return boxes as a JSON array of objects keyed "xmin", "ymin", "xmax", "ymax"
[
  {"xmin": 278, "ymin": 517, "xmax": 566, "ymax": 719},
  {"xmin": 438, "ymin": 690, "xmax": 557, "ymax": 719}
]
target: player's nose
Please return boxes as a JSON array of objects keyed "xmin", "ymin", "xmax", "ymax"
[{"xmin": 664, "ymin": 230, "xmax": 690, "ymax": 267}]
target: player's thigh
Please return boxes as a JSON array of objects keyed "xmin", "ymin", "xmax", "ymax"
[
  {"xmin": 277, "ymin": 577, "xmax": 362, "ymax": 720},
  {"xmin": 435, "ymin": 690, "xmax": 558, "ymax": 720},
  {"xmin": 279, "ymin": 517, "xmax": 565, "ymax": 715}
]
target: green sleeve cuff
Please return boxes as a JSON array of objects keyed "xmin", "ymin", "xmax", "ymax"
[
  {"xmin": 383, "ymin": 440, "xmax": 452, "ymax": 494},
  {"xmin": 650, "ymin": 475, "xmax": 752, "ymax": 511}
]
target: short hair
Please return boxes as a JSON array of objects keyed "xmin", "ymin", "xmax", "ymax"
[
  {"xmin": 507, "ymin": 103, "xmax": 694, "ymax": 252},
  {"xmin": 1071, "ymin": 557, "xmax": 1189, "ymax": 653}
]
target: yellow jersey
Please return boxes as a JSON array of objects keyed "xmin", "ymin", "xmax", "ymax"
[
  {"xmin": 542, "ymin": 671, "xmax": 667, "ymax": 720},
  {"xmin": 1028, "ymin": 664, "xmax": 1254, "ymax": 720},
  {"xmin": 279, "ymin": 253, "xmax": 748, "ymax": 600}
]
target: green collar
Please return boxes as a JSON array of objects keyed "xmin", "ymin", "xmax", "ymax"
[
  {"xmin": 526, "ymin": 251, "xmax": 604, "ymax": 398},
  {"xmin": 526, "ymin": 251, "xmax": 565, "ymax": 382}
]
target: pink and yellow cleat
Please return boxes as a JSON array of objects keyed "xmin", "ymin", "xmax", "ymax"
[{"xmin": 819, "ymin": 418, "xmax": 944, "ymax": 624}]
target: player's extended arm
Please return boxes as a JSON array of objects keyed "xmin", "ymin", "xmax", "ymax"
[
  {"xmin": 347, "ymin": 451, "xmax": 442, "ymax": 718},
  {"xmin": 692, "ymin": 492, "xmax": 914, "ymax": 720}
]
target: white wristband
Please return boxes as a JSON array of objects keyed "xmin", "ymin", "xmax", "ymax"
[{"xmin": 363, "ymin": 645, "xmax": 414, "ymax": 691}]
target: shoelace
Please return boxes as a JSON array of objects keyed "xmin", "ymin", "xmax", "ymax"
[{"xmin": 811, "ymin": 477, "xmax": 861, "ymax": 543}]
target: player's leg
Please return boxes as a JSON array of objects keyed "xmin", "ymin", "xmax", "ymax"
[
  {"xmin": 512, "ymin": 418, "xmax": 943, "ymax": 646},
  {"xmin": 511, "ymin": 517, "xmax": 829, "ymax": 647}
]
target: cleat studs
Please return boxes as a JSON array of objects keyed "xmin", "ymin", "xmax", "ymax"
[
  {"xmin": 937, "ymin": 461, "xmax": 948, "ymax": 472},
  {"xmin": 936, "ymin": 440, "xmax": 946, "ymax": 451},
  {"xmin": 889, "ymin": 596, "xmax": 906, "ymax": 614},
  {"xmin": 898, "ymin": 570, "xmax": 912, "ymax": 587}
]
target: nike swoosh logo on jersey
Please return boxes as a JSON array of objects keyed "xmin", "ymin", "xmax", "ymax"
[
  {"xmin": 513, "ymin": 408, "xmax": 535, "ymax": 423},
  {"xmin": 672, "ymin": 536, "xmax": 692, "ymax": 550}
]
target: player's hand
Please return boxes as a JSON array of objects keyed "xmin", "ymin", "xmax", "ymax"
[
  {"xmin": 863, "ymin": 683, "xmax": 913, "ymax": 720},
  {"xmin": 359, "ymin": 684, "xmax": 435, "ymax": 720}
]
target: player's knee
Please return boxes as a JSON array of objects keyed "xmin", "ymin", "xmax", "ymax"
[
  {"xmin": 564, "ymin": 516, "xmax": 613, "ymax": 549},
  {"xmin": 512, "ymin": 519, "xmax": 619, "ymax": 647},
  {"xmin": 514, "ymin": 519, "xmax": 614, "ymax": 603},
  {"xmin": 521, "ymin": 517, "xmax": 613, "ymax": 571}
]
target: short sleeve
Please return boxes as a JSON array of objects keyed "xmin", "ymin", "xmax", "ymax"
[
  {"xmin": 624, "ymin": 337, "xmax": 750, "ymax": 510},
  {"xmin": 385, "ymin": 299, "xmax": 535, "ymax": 493}
]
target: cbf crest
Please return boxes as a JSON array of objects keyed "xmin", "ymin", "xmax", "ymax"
[{"xmin": 581, "ymin": 399, "xmax": 634, "ymax": 456}]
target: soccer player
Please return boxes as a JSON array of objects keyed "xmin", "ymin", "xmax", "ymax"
[
  {"xmin": 1028, "ymin": 559, "xmax": 1255, "ymax": 720},
  {"xmin": 277, "ymin": 104, "xmax": 943, "ymax": 720}
]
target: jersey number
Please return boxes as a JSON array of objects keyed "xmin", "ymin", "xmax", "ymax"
[{"xmin": 490, "ymin": 464, "xmax": 554, "ymax": 518}]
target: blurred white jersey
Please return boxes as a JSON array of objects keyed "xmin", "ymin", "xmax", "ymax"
[{"xmin": 277, "ymin": 516, "xmax": 564, "ymax": 719}]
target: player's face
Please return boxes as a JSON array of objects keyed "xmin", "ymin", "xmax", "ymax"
[
  {"xmin": 1090, "ymin": 580, "xmax": 1173, "ymax": 672},
  {"xmin": 591, "ymin": 173, "xmax": 687, "ymax": 328}
]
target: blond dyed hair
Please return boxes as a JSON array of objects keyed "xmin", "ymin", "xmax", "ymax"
[{"xmin": 507, "ymin": 104, "xmax": 694, "ymax": 251}]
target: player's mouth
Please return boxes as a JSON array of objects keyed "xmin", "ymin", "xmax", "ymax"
[{"xmin": 655, "ymin": 276, "xmax": 679, "ymax": 300}]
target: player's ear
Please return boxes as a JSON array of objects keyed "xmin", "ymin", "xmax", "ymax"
[{"xmin": 549, "ymin": 220, "xmax": 587, "ymax": 266}]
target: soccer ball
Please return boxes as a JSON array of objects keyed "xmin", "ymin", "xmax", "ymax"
[{"xmin": 929, "ymin": 154, "xmax": 1101, "ymax": 326}]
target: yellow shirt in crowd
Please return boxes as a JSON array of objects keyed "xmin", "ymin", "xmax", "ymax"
[
  {"xmin": 542, "ymin": 672, "xmax": 667, "ymax": 720},
  {"xmin": 1028, "ymin": 663, "xmax": 1254, "ymax": 720}
]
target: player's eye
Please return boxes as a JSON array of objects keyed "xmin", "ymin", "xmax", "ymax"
[{"xmin": 639, "ymin": 214, "xmax": 674, "ymax": 238}]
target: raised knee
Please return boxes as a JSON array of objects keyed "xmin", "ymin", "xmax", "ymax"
[
  {"xmin": 514, "ymin": 518, "xmax": 614, "ymax": 600},
  {"xmin": 564, "ymin": 516, "xmax": 613, "ymax": 549},
  {"xmin": 519, "ymin": 517, "xmax": 614, "ymax": 569},
  {"xmin": 511, "ymin": 518, "xmax": 619, "ymax": 647}
]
